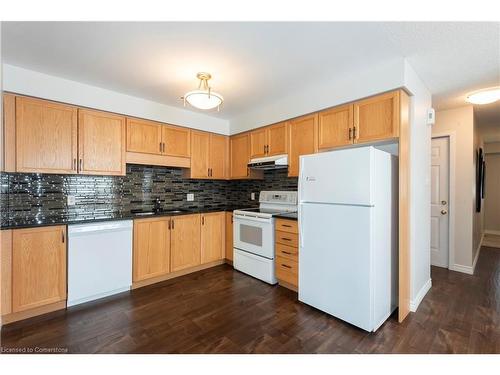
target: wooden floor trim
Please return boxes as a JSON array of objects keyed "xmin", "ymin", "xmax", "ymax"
[{"xmin": 132, "ymin": 260, "xmax": 225, "ymax": 289}]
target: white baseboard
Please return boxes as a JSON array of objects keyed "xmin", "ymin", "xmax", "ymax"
[
  {"xmin": 410, "ymin": 279, "xmax": 432, "ymax": 312},
  {"xmin": 449, "ymin": 234, "xmax": 484, "ymax": 275}
]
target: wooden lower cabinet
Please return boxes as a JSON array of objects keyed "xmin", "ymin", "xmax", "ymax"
[
  {"xmin": 11, "ymin": 226, "xmax": 67, "ymax": 313},
  {"xmin": 201, "ymin": 212, "xmax": 225, "ymax": 264},
  {"xmin": 275, "ymin": 219, "xmax": 299, "ymax": 290},
  {"xmin": 133, "ymin": 217, "xmax": 171, "ymax": 282},
  {"xmin": 170, "ymin": 214, "xmax": 201, "ymax": 272},
  {"xmin": 225, "ymin": 212, "xmax": 233, "ymax": 261}
]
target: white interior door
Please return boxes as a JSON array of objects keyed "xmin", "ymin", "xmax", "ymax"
[{"xmin": 430, "ymin": 137, "xmax": 450, "ymax": 268}]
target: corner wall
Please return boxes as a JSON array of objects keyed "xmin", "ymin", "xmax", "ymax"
[
  {"xmin": 2, "ymin": 64, "xmax": 230, "ymax": 135},
  {"xmin": 433, "ymin": 106, "xmax": 475, "ymax": 270}
]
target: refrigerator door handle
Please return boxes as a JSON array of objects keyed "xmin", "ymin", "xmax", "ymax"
[{"xmin": 299, "ymin": 207, "xmax": 304, "ymax": 248}]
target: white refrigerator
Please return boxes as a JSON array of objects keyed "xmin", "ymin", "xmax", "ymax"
[{"xmin": 298, "ymin": 146, "xmax": 398, "ymax": 332}]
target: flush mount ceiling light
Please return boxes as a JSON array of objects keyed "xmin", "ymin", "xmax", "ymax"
[
  {"xmin": 182, "ymin": 72, "xmax": 223, "ymax": 111},
  {"xmin": 466, "ymin": 87, "xmax": 500, "ymax": 105}
]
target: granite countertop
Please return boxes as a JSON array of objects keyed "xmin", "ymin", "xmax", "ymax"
[
  {"xmin": 273, "ymin": 212, "xmax": 298, "ymax": 221},
  {"xmin": 0, "ymin": 206, "xmax": 248, "ymax": 230}
]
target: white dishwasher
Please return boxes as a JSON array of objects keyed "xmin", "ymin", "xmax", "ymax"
[{"xmin": 68, "ymin": 220, "xmax": 133, "ymax": 307}]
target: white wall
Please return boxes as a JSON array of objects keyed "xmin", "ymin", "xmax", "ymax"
[
  {"xmin": 228, "ymin": 58, "xmax": 406, "ymax": 134},
  {"xmin": 433, "ymin": 106, "xmax": 475, "ymax": 269},
  {"xmin": 402, "ymin": 61, "xmax": 432, "ymax": 311},
  {"xmin": 2, "ymin": 64, "xmax": 230, "ymax": 135}
]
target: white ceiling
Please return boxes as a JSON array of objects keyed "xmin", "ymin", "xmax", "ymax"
[{"xmin": 2, "ymin": 22, "xmax": 499, "ymax": 123}]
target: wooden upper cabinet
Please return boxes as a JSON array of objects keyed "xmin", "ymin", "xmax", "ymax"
[
  {"xmin": 12, "ymin": 226, "xmax": 67, "ymax": 313},
  {"xmin": 249, "ymin": 123, "xmax": 288, "ymax": 159},
  {"xmin": 201, "ymin": 212, "xmax": 225, "ymax": 264},
  {"xmin": 317, "ymin": 105, "xmax": 354, "ymax": 150},
  {"xmin": 126, "ymin": 118, "xmax": 163, "ymax": 155},
  {"xmin": 250, "ymin": 128, "xmax": 267, "ymax": 159},
  {"xmin": 209, "ymin": 134, "xmax": 227, "ymax": 179},
  {"xmin": 170, "ymin": 214, "xmax": 201, "ymax": 272},
  {"xmin": 163, "ymin": 125, "xmax": 190, "ymax": 158},
  {"xmin": 288, "ymin": 114, "xmax": 318, "ymax": 177},
  {"xmin": 78, "ymin": 109, "xmax": 126, "ymax": 176},
  {"xmin": 190, "ymin": 131, "xmax": 210, "ymax": 178},
  {"xmin": 354, "ymin": 90, "xmax": 400, "ymax": 144},
  {"xmin": 267, "ymin": 122, "xmax": 288, "ymax": 156},
  {"xmin": 133, "ymin": 217, "xmax": 171, "ymax": 282},
  {"xmin": 15, "ymin": 96, "xmax": 78, "ymax": 174},
  {"xmin": 230, "ymin": 133, "xmax": 250, "ymax": 178}
]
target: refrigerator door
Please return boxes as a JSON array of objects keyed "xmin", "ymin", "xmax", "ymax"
[
  {"xmin": 299, "ymin": 146, "xmax": 374, "ymax": 206},
  {"xmin": 299, "ymin": 202, "xmax": 373, "ymax": 331}
]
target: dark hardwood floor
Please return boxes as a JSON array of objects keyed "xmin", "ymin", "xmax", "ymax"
[{"xmin": 1, "ymin": 246, "xmax": 499, "ymax": 354}]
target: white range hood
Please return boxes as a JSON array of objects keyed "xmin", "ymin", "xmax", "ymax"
[{"xmin": 247, "ymin": 154, "xmax": 288, "ymax": 170}]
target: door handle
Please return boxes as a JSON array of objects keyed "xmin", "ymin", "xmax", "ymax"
[
  {"xmin": 441, "ymin": 210, "xmax": 448, "ymax": 215},
  {"xmin": 441, "ymin": 200, "xmax": 447, "ymax": 205}
]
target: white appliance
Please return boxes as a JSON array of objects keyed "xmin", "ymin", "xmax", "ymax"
[
  {"xmin": 298, "ymin": 146, "xmax": 398, "ymax": 332},
  {"xmin": 233, "ymin": 191, "xmax": 297, "ymax": 284},
  {"xmin": 68, "ymin": 220, "xmax": 133, "ymax": 307},
  {"xmin": 248, "ymin": 154, "xmax": 288, "ymax": 170}
]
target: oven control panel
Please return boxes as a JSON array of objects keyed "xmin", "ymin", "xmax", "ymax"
[{"xmin": 259, "ymin": 191, "xmax": 297, "ymax": 205}]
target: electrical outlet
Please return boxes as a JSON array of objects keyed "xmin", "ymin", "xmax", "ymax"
[
  {"xmin": 187, "ymin": 193, "xmax": 194, "ymax": 202},
  {"xmin": 251, "ymin": 192, "xmax": 256, "ymax": 200},
  {"xmin": 67, "ymin": 195, "xmax": 76, "ymax": 206}
]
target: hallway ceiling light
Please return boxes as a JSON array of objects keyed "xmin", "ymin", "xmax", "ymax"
[
  {"xmin": 466, "ymin": 87, "xmax": 500, "ymax": 105},
  {"xmin": 182, "ymin": 72, "xmax": 223, "ymax": 111}
]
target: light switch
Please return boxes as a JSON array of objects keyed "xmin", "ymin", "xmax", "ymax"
[
  {"xmin": 67, "ymin": 195, "xmax": 76, "ymax": 206},
  {"xmin": 251, "ymin": 192, "xmax": 256, "ymax": 200},
  {"xmin": 187, "ymin": 193, "xmax": 194, "ymax": 202}
]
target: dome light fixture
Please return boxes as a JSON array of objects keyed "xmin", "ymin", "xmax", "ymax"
[
  {"xmin": 182, "ymin": 72, "xmax": 223, "ymax": 111},
  {"xmin": 466, "ymin": 87, "xmax": 500, "ymax": 105}
]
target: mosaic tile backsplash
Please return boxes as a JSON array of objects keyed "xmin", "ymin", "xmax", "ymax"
[{"xmin": 0, "ymin": 165, "xmax": 298, "ymax": 224}]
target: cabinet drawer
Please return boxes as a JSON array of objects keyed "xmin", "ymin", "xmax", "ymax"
[
  {"xmin": 275, "ymin": 219, "xmax": 298, "ymax": 234},
  {"xmin": 275, "ymin": 256, "xmax": 298, "ymax": 286},
  {"xmin": 276, "ymin": 242, "xmax": 298, "ymax": 261},
  {"xmin": 275, "ymin": 230, "xmax": 299, "ymax": 247}
]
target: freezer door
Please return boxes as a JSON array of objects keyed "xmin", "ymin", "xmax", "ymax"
[
  {"xmin": 298, "ymin": 202, "xmax": 373, "ymax": 331},
  {"xmin": 299, "ymin": 147, "xmax": 374, "ymax": 206}
]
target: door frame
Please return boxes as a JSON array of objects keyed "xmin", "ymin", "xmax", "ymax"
[{"xmin": 431, "ymin": 132, "xmax": 456, "ymax": 269}]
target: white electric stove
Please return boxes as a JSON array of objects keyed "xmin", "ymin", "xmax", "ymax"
[{"xmin": 233, "ymin": 191, "xmax": 297, "ymax": 284}]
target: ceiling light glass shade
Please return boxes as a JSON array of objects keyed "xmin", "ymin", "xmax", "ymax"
[
  {"xmin": 183, "ymin": 72, "xmax": 224, "ymax": 110},
  {"xmin": 184, "ymin": 89, "xmax": 223, "ymax": 110},
  {"xmin": 466, "ymin": 87, "xmax": 500, "ymax": 105}
]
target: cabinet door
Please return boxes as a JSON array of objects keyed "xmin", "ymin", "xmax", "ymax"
[
  {"xmin": 225, "ymin": 212, "xmax": 233, "ymax": 261},
  {"xmin": 170, "ymin": 214, "xmax": 201, "ymax": 272},
  {"xmin": 354, "ymin": 91, "xmax": 400, "ymax": 144},
  {"xmin": 78, "ymin": 109, "xmax": 126, "ymax": 176},
  {"xmin": 16, "ymin": 97, "xmax": 78, "ymax": 174},
  {"xmin": 267, "ymin": 122, "xmax": 288, "ymax": 156},
  {"xmin": 12, "ymin": 226, "xmax": 67, "ymax": 313},
  {"xmin": 209, "ymin": 134, "xmax": 227, "ymax": 179},
  {"xmin": 317, "ymin": 105, "xmax": 354, "ymax": 150},
  {"xmin": 201, "ymin": 212, "xmax": 225, "ymax": 264},
  {"xmin": 126, "ymin": 118, "xmax": 163, "ymax": 155},
  {"xmin": 249, "ymin": 128, "xmax": 267, "ymax": 158},
  {"xmin": 163, "ymin": 125, "xmax": 190, "ymax": 157},
  {"xmin": 133, "ymin": 218, "xmax": 171, "ymax": 282},
  {"xmin": 230, "ymin": 133, "xmax": 250, "ymax": 178},
  {"xmin": 288, "ymin": 114, "xmax": 318, "ymax": 177},
  {"xmin": 190, "ymin": 131, "xmax": 210, "ymax": 178}
]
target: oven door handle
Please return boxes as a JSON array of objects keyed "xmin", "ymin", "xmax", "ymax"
[{"xmin": 233, "ymin": 215, "xmax": 271, "ymax": 224}]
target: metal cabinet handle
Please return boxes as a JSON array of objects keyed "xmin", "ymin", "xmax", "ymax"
[
  {"xmin": 281, "ymin": 237, "xmax": 292, "ymax": 241},
  {"xmin": 79, "ymin": 159, "xmax": 83, "ymax": 171},
  {"xmin": 281, "ymin": 251, "xmax": 292, "ymax": 255},
  {"xmin": 160, "ymin": 142, "xmax": 162, "ymax": 152},
  {"xmin": 73, "ymin": 158, "xmax": 77, "ymax": 171},
  {"xmin": 281, "ymin": 264, "xmax": 292, "ymax": 269},
  {"xmin": 282, "ymin": 224, "xmax": 292, "ymax": 228},
  {"xmin": 202, "ymin": 216, "xmax": 205, "ymax": 225},
  {"xmin": 353, "ymin": 126, "xmax": 357, "ymax": 139},
  {"xmin": 348, "ymin": 128, "xmax": 352, "ymax": 140},
  {"xmin": 62, "ymin": 230, "xmax": 65, "ymax": 243},
  {"xmin": 163, "ymin": 142, "xmax": 166, "ymax": 153},
  {"xmin": 172, "ymin": 220, "xmax": 174, "ymax": 229},
  {"xmin": 168, "ymin": 219, "xmax": 171, "ymax": 230}
]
